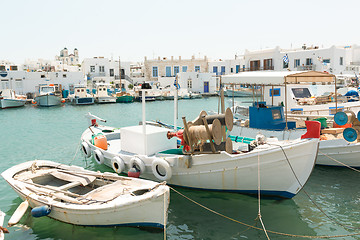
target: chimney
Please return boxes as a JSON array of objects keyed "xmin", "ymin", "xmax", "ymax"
[
  {"xmin": 171, "ymin": 56, "xmax": 174, "ymax": 61},
  {"xmin": 192, "ymin": 55, "xmax": 195, "ymax": 60},
  {"xmin": 158, "ymin": 56, "xmax": 160, "ymax": 61},
  {"xmin": 179, "ymin": 56, "xmax": 181, "ymax": 60},
  {"xmin": 144, "ymin": 56, "xmax": 147, "ymax": 61}
]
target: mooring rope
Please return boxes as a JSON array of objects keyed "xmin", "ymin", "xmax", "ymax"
[
  {"xmin": 275, "ymin": 144, "xmax": 359, "ymax": 231},
  {"xmin": 257, "ymin": 152, "xmax": 270, "ymax": 239},
  {"xmin": 169, "ymin": 187, "xmax": 360, "ymax": 238},
  {"xmin": 68, "ymin": 140, "xmax": 82, "ymax": 165},
  {"xmin": 318, "ymin": 150, "xmax": 360, "ymax": 173},
  {"xmin": 164, "ymin": 190, "xmax": 167, "ymax": 240}
]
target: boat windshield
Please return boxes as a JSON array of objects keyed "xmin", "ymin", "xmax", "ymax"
[
  {"xmin": 291, "ymin": 88, "xmax": 311, "ymax": 98},
  {"xmin": 41, "ymin": 87, "xmax": 55, "ymax": 93}
]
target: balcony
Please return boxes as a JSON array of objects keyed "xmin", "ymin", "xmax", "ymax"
[{"xmin": 296, "ymin": 65, "xmax": 316, "ymax": 71}]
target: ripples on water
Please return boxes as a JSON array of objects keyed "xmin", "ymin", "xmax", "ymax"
[{"xmin": 0, "ymin": 97, "xmax": 358, "ymax": 240}]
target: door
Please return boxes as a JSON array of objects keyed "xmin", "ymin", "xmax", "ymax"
[{"xmin": 204, "ymin": 82, "xmax": 209, "ymax": 93}]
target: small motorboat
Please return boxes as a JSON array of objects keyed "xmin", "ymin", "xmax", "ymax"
[
  {"xmin": 0, "ymin": 89, "xmax": 26, "ymax": 109},
  {"xmin": 69, "ymin": 85, "xmax": 95, "ymax": 105},
  {"xmin": 34, "ymin": 84, "xmax": 63, "ymax": 107},
  {"xmin": 2, "ymin": 160, "xmax": 169, "ymax": 228}
]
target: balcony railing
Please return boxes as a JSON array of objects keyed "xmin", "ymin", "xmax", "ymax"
[{"xmin": 296, "ymin": 65, "xmax": 316, "ymax": 71}]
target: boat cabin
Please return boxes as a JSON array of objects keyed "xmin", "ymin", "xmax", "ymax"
[{"xmin": 249, "ymin": 102, "xmax": 296, "ymax": 130}]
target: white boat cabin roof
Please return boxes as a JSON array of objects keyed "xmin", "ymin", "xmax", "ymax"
[{"xmin": 222, "ymin": 71, "xmax": 335, "ymax": 85}]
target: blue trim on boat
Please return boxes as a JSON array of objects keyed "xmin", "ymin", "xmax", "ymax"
[{"xmin": 169, "ymin": 184, "xmax": 295, "ymax": 199}]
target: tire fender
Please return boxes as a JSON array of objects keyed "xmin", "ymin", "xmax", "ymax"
[
  {"xmin": 151, "ymin": 158, "xmax": 172, "ymax": 181},
  {"xmin": 111, "ymin": 156, "xmax": 125, "ymax": 174},
  {"xmin": 129, "ymin": 157, "xmax": 146, "ymax": 174},
  {"xmin": 93, "ymin": 149, "xmax": 104, "ymax": 165},
  {"xmin": 81, "ymin": 142, "xmax": 91, "ymax": 158}
]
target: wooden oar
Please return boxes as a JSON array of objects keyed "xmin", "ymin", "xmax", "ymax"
[{"xmin": 8, "ymin": 200, "xmax": 29, "ymax": 227}]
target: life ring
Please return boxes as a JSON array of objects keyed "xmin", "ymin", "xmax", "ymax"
[
  {"xmin": 81, "ymin": 142, "xmax": 91, "ymax": 158},
  {"xmin": 111, "ymin": 156, "xmax": 125, "ymax": 174},
  {"xmin": 129, "ymin": 157, "xmax": 146, "ymax": 174},
  {"xmin": 151, "ymin": 158, "xmax": 172, "ymax": 181},
  {"xmin": 93, "ymin": 149, "xmax": 104, "ymax": 165}
]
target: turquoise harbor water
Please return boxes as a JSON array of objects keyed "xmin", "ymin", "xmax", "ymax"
[{"xmin": 0, "ymin": 97, "xmax": 359, "ymax": 240}]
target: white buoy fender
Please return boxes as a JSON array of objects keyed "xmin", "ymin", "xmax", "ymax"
[
  {"xmin": 8, "ymin": 200, "xmax": 29, "ymax": 227},
  {"xmin": 151, "ymin": 158, "xmax": 172, "ymax": 181},
  {"xmin": 111, "ymin": 156, "xmax": 125, "ymax": 174},
  {"xmin": 93, "ymin": 149, "xmax": 104, "ymax": 165},
  {"xmin": 129, "ymin": 157, "xmax": 146, "ymax": 174},
  {"xmin": 81, "ymin": 142, "xmax": 91, "ymax": 158}
]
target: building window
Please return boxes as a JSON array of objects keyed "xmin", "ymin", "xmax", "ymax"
[
  {"xmin": 99, "ymin": 66, "xmax": 105, "ymax": 72},
  {"xmin": 1, "ymin": 80, "xmax": 9, "ymax": 89},
  {"xmin": 263, "ymin": 59, "xmax": 273, "ymax": 70},
  {"xmin": 174, "ymin": 66, "xmax": 179, "ymax": 76},
  {"xmin": 109, "ymin": 69, "xmax": 114, "ymax": 77},
  {"xmin": 236, "ymin": 65, "xmax": 240, "ymax": 73},
  {"xmin": 221, "ymin": 66, "xmax": 225, "ymax": 75},
  {"xmin": 294, "ymin": 59, "xmax": 300, "ymax": 68},
  {"xmin": 195, "ymin": 66, "xmax": 200, "ymax": 72},
  {"xmin": 90, "ymin": 66, "xmax": 95, "ymax": 72},
  {"xmin": 213, "ymin": 66, "xmax": 218, "ymax": 74},
  {"xmin": 187, "ymin": 79, "xmax": 192, "ymax": 89},
  {"xmin": 340, "ymin": 57, "xmax": 343, "ymax": 65},
  {"xmin": 306, "ymin": 58, "xmax": 312, "ymax": 66},
  {"xmin": 15, "ymin": 79, "xmax": 22, "ymax": 88},
  {"xmin": 270, "ymin": 88, "xmax": 281, "ymax": 97},
  {"xmin": 182, "ymin": 66, "xmax": 187, "ymax": 72},
  {"xmin": 166, "ymin": 66, "xmax": 171, "ymax": 77},
  {"xmin": 152, "ymin": 66, "xmax": 158, "ymax": 77},
  {"xmin": 250, "ymin": 60, "xmax": 260, "ymax": 71}
]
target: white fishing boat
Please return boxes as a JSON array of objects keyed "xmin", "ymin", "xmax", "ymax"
[
  {"xmin": 224, "ymin": 88, "xmax": 261, "ymax": 97},
  {"xmin": 0, "ymin": 89, "xmax": 26, "ymax": 109},
  {"xmin": 94, "ymin": 84, "xmax": 116, "ymax": 103},
  {"xmin": 80, "ymin": 100, "xmax": 320, "ymax": 199},
  {"xmin": 189, "ymin": 91, "xmax": 202, "ymax": 99},
  {"xmin": 34, "ymin": 84, "xmax": 63, "ymax": 107},
  {"xmin": 69, "ymin": 85, "xmax": 94, "ymax": 105},
  {"xmin": 222, "ymin": 71, "xmax": 360, "ymax": 168},
  {"xmin": 222, "ymin": 71, "xmax": 360, "ymax": 115},
  {"xmin": 1, "ymin": 160, "xmax": 169, "ymax": 228}
]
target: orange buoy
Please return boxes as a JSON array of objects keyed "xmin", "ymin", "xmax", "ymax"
[
  {"xmin": 31, "ymin": 100, "xmax": 37, "ymax": 104},
  {"xmin": 61, "ymin": 99, "xmax": 65, "ymax": 103},
  {"xmin": 94, "ymin": 134, "xmax": 108, "ymax": 150}
]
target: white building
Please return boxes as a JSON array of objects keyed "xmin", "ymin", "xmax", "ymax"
[
  {"xmin": 177, "ymin": 72, "xmax": 217, "ymax": 94},
  {"xmin": 0, "ymin": 70, "xmax": 84, "ymax": 95},
  {"xmin": 82, "ymin": 57, "xmax": 133, "ymax": 89},
  {"xmin": 238, "ymin": 44, "xmax": 360, "ymax": 75}
]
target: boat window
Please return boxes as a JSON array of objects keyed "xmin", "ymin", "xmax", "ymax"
[
  {"xmin": 81, "ymin": 89, "xmax": 84, "ymax": 92},
  {"xmin": 77, "ymin": 89, "xmax": 80, "ymax": 92},
  {"xmin": 271, "ymin": 109, "xmax": 281, "ymax": 120},
  {"xmin": 41, "ymin": 87, "xmax": 55, "ymax": 93},
  {"xmin": 291, "ymin": 88, "xmax": 311, "ymax": 98}
]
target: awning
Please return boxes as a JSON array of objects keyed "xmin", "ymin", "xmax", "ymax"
[{"xmin": 221, "ymin": 71, "xmax": 335, "ymax": 85}]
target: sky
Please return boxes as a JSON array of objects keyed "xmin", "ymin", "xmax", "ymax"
[{"xmin": 1, "ymin": 0, "xmax": 359, "ymax": 63}]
